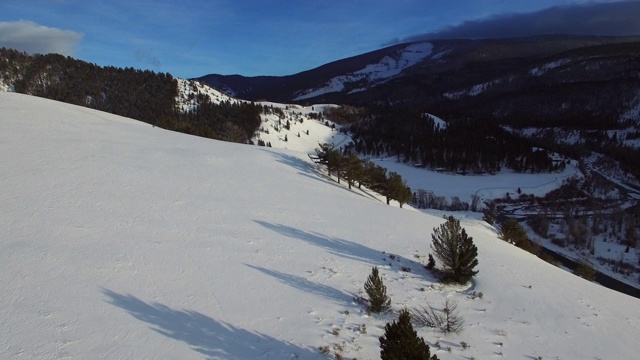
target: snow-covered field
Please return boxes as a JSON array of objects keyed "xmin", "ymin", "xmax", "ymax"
[
  {"xmin": 2, "ymin": 92, "xmax": 640, "ymax": 359},
  {"xmin": 368, "ymin": 157, "xmax": 578, "ymax": 204}
]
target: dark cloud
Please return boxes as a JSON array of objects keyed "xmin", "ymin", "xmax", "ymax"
[
  {"xmin": 392, "ymin": 0, "xmax": 640, "ymax": 44},
  {"xmin": 0, "ymin": 21, "xmax": 83, "ymax": 55}
]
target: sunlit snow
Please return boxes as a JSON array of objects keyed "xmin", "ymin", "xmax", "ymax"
[{"xmin": 2, "ymin": 92, "xmax": 639, "ymax": 360}]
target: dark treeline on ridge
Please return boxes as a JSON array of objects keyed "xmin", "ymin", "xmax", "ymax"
[{"xmin": 0, "ymin": 48, "xmax": 261, "ymax": 143}]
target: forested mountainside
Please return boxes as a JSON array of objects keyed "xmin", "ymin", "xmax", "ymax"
[
  {"xmin": 345, "ymin": 107, "xmax": 562, "ymax": 174},
  {"xmin": 0, "ymin": 48, "xmax": 261, "ymax": 143}
]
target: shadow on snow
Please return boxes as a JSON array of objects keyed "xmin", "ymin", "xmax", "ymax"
[
  {"xmin": 261, "ymin": 148, "xmax": 384, "ymax": 204},
  {"xmin": 245, "ymin": 264, "xmax": 354, "ymax": 304},
  {"xmin": 101, "ymin": 288, "xmax": 321, "ymax": 360},
  {"xmin": 261, "ymin": 149, "xmax": 347, "ymax": 191},
  {"xmin": 254, "ymin": 220, "xmax": 431, "ymax": 277}
]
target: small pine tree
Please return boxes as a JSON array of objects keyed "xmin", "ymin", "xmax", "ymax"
[
  {"xmin": 442, "ymin": 299, "xmax": 464, "ymax": 333},
  {"xmin": 431, "ymin": 216, "xmax": 479, "ymax": 284},
  {"xmin": 379, "ymin": 309, "xmax": 438, "ymax": 360},
  {"xmin": 364, "ymin": 267, "xmax": 390, "ymax": 313}
]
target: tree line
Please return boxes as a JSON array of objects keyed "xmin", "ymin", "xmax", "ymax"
[{"xmin": 313, "ymin": 143, "xmax": 413, "ymax": 207}]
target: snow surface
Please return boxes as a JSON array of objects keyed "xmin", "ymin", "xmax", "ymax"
[
  {"xmin": 253, "ymin": 102, "xmax": 350, "ymax": 154},
  {"xmin": 427, "ymin": 113, "xmax": 447, "ymax": 130},
  {"xmin": 443, "ymin": 79, "xmax": 503, "ymax": 99},
  {"xmin": 368, "ymin": 157, "xmax": 578, "ymax": 204},
  {"xmin": 294, "ymin": 43, "xmax": 433, "ymax": 101},
  {"xmin": 529, "ymin": 59, "xmax": 571, "ymax": 76},
  {"xmin": 621, "ymin": 91, "xmax": 640, "ymax": 124},
  {"xmin": 2, "ymin": 92, "xmax": 640, "ymax": 360}
]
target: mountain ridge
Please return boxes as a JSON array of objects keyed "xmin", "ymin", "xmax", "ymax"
[{"xmin": 196, "ymin": 34, "xmax": 640, "ymax": 106}]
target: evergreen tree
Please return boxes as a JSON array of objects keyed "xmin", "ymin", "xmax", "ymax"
[
  {"xmin": 341, "ymin": 153, "xmax": 362, "ymax": 190},
  {"xmin": 498, "ymin": 218, "xmax": 534, "ymax": 252},
  {"xmin": 431, "ymin": 216, "xmax": 479, "ymax": 284},
  {"xmin": 379, "ymin": 309, "xmax": 438, "ymax": 360},
  {"xmin": 315, "ymin": 143, "xmax": 342, "ymax": 177},
  {"xmin": 364, "ymin": 267, "xmax": 391, "ymax": 313},
  {"xmin": 363, "ymin": 161, "xmax": 387, "ymax": 191},
  {"xmin": 482, "ymin": 201, "xmax": 497, "ymax": 225}
]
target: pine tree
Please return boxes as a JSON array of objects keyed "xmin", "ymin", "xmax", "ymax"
[
  {"xmin": 364, "ymin": 267, "xmax": 390, "ymax": 313},
  {"xmin": 499, "ymin": 218, "xmax": 533, "ymax": 252},
  {"xmin": 431, "ymin": 216, "xmax": 479, "ymax": 284},
  {"xmin": 379, "ymin": 309, "xmax": 438, "ymax": 360},
  {"xmin": 341, "ymin": 153, "xmax": 362, "ymax": 190}
]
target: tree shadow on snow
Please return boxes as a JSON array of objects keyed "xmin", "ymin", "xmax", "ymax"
[
  {"xmin": 245, "ymin": 264, "xmax": 354, "ymax": 304},
  {"xmin": 254, "ymin": 220, "xmax": 428, "ymax": 276},
  {"xmin": 260, "ymin": 148, "xmax": 316, "ymax": 175},
  {"xmin": 260, "ymin": 149, "xmax": 350, "ymax": 192},
  {"xmin": 101, "ymin": 288, "xmax": 320, "ymax": 360}
]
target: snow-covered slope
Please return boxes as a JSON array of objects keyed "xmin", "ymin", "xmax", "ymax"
[
  {"xmin": 252, "ymin": 102, "xmax": 351, "ymax": 153},
  {"xmin": 176, "ymin": 78, "xmax": 349, "ymax": 154},
  {"xmin": 1, "ymin": 92, "xmax": 639, "ymax": 360},
  {"xmin": 293, "ymin": 42, "xmax": 433, "ymax": 101}
]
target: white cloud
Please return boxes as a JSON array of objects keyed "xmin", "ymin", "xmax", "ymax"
[{"xmin": 0, "ymin": 21, "xmax": 83, "ymax": 55}]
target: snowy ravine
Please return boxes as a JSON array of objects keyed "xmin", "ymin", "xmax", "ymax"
[{"xmin": 1, "ymin": 92, "xmax": 639, "ymax": 360}]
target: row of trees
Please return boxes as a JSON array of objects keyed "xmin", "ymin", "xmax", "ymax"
[{"xmin": 314, "ymin": 143, "xmax": 413, "ymax": 207}]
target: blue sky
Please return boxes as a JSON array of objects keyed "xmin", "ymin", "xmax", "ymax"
[{"xmin": 1, "ymin": 0, "xmax": 638, "ymax": 78}]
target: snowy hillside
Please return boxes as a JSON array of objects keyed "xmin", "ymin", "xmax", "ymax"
[
  {"xmin": 293, "ymin": 42, "xmax": 433, "ymax": 101},
  {"xmin": 252, "ymin": 102, "xmax": 351, "ymax": 154},
  {"xmin": 2, "ymin": 92, "xmax": 640, "ymax": 360},
  {"xmin": 175, "ymin": 78, "xmax": 350, "ymax": 154}
]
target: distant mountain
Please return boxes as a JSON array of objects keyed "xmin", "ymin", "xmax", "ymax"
[
  {"xmin": 196, "ymin": 41, "xmax": 418, "ymax": 102},
  {"xmin": 197, "ymin": 35, "xmax": 640, "ymax": 110}
]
